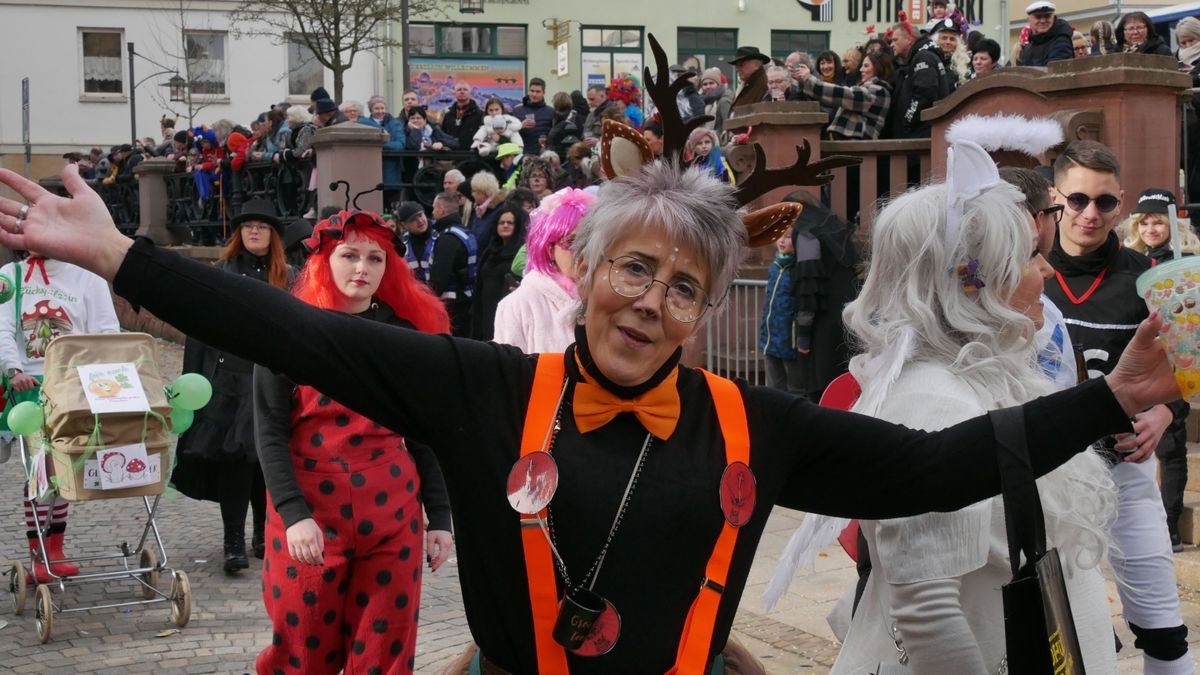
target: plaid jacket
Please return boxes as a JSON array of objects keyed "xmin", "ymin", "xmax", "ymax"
[{"xmin": 801, "ymin": 76, "xmax": 893, "ymax": 140}]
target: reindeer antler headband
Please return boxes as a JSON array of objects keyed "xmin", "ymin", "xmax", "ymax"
[{"xmin": 598, "ymin": 33, "xmax": 861, "ymax": 247}]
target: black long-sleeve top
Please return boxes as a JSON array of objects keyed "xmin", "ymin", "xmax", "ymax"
[
  {"xmin": 252, "ymin": 301, "xmax": 451, "ymax": 532},
  {"xmin": 114, "ymin": 237, "xmax": 1133, "ymax": 673}
]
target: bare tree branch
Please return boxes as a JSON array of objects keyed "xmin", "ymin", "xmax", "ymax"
[{"xmin": 230, "ymin": 0, "xmax": 442, "ymax": 100}]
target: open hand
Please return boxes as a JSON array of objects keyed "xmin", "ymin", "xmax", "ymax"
[
  {"xmin": 1105, "ymin": 312, "xmax": 1178, "ymax": 415},
  {"xmin": 0, "ymin": 165, "xmax": 131, "ymax": 280}
]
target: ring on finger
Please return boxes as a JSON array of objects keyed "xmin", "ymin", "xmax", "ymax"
[{"xmin": 17, "ymin": 204, "xmax": 29, "ymax": 220}]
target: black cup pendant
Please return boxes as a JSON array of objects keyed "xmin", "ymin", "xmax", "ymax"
[
  {"xmin": 506, "ymin": 451, "xmax": 560, "ymax": 514},
  {"xmin": 553, "ymin": 589, "xmax": 606, "ymax": 651},
  {"xmin": 570, "ymin": 598, "xmax": 621, "ymax": 657},
  {"xmin": 719, "ymin": 461, "xmax": 756, "ymax": 528}
]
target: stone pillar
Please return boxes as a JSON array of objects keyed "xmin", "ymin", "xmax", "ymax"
[
  {"xmin": 133, "ymin": 158, "xmax": 183, "ymax": 246},
  {"xmin": 723, "ymin": 101, "xmax": 830, "ymax": 211},
  {"xmin": 924, "ymin": 53, "xmax": 1191, "ymax": 201},
  {"xmin": 311, "ymin": 124, "xmax": 388, "ymax": 214}
]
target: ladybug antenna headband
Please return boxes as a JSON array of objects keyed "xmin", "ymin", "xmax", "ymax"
[
  {"xmin": 303, "ymin": 181, "xmax": 406, "ymax": 256},
  {"xmin": 330, "ymin": 180, "xmax": 387, "ymax": 211}
]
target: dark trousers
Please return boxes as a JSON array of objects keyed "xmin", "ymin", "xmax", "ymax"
[
  {"xmin": 1156, "ymin": 412, "xmax": 1189, "ymax": 542},
  {"xmin": 217, "ymin": 463, "xmax": 266, "ymax": 540},
  {"xmin": 765, "ymin": 355, "xmax": 809, "ymax": 400}
]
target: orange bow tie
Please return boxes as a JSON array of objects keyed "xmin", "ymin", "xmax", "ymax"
[{"xmin": 572, "ymin": 368, "xmax": 681, "ymax": 440}]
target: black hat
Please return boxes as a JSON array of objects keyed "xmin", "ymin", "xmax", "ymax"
[
  {"xmin": 310, "ymin": 86, "xmax": 331, "ymax": 102},
  {"xmin": 173, "ymin": 130, "xmax": 190, "ymax": 144},
  {"xmin": 1133, "ymin": 188, "xmax": 1176, "ymax": 215},
  {"xmin": 314, "ymin": 98, "xmax": 338, "ymax": 115},
  {"xmin": 394, "ymin": 201, "xmax": 425, "ymax": 223},
  {"xmin": 231, "ymin": 198, "xmax": 285, "ymax": 233},
  {"xmin": 729, "ymin": 46, "xmax": 772, "ymax": 65},
  {"xmin": 932, "ymin": 18, "xmax": 960, "ymax": 33}
]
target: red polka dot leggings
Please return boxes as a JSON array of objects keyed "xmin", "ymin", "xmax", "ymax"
[{"xmin": 256, "ymin": 389, "xmax": 425, "ymax": 674}]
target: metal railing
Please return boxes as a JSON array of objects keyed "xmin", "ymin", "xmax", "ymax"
[{"xmin": 704, "ymin": 279, "xmax": 767, "ymax": 386}]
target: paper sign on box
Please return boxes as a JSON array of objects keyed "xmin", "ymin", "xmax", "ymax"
[
  {"xmin": 76, "ymin": 362, "xmax": 151, "ymax": 414},
  {"xmin": 95, "ymin": 444, "xmax": 160, "ymax": 490}
]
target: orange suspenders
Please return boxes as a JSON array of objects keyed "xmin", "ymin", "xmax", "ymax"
[
  {"xmin": 516, "ymin": 354, "xmax": 751, "ymax": 675},
  {"xmin": 518, "ymin": 354, "xmax": 572, "ymax": 675}
]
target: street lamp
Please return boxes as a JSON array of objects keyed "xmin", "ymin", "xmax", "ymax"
[
  {"xmin": 459, "ymin": 0, "xmax": 484, "ymax": 14},
  {"xmin": 127, "ymin": 42, "xmax": 187, "ymax": 144}
]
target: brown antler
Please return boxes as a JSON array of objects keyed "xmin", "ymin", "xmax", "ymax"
[
  {"xmin": 643, "ymin": 33, "xmax": 713, "ymax": 160},
  {"xmin": 733, "ymin": 142, "xmax": 862, "ymax": 206}
]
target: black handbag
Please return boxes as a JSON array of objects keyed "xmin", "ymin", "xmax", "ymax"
[{"xmin": 991, "ymin": 407, "xmax": 1086, "ymax": 675}]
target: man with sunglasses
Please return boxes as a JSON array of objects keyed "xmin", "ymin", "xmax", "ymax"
[{"xmin": 1044, "ymin": 140, "xmax": 1192, "ymax": 675}]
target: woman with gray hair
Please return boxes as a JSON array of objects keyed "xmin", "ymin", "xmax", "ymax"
[
  {"xmin": 338, "ymin": 100, "xmax": 366, "ymax": 123},
  {"xmin": 805, "ymin": 143, "xmax": 1117, "ymax": 674},
  {"xmin": 0, "ymin": 149, "xmax": 1179, "ymax": 672}
]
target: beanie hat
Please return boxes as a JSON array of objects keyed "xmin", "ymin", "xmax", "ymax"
[
  {"xmin": 310, "ymin": 86, "xmax": 331, "ymax": 102},
  {"xmin": 394, "ymin": 201, "xmax": 425, "ymax": 223},
  {"xmin": 1133, "ymin": 188, "xmax": 1176, "ymax": 215},
  {"xmin": 701, "ymin": 67, "xmax": 723, "ymax": 85}
]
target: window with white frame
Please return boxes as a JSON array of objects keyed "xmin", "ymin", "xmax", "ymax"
[
  {"xmin": 81, "ymin": 29, "xmax": 124, "ymax": 94},
  {"xmin": 287, "ymin": 34, "xmax": 325, "ymax": 97},
  {"xmin": 185, "ymin": 31, "xmax": 227, "ymax": 96}
]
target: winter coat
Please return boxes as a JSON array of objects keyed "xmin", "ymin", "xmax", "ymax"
[
  {"xmin": 512, "ymin": 97, "xmax": 556, "ymax": 151},
  {"xmin": 471, "ymin": 114, "xmax": 525, "ymax": 156},
  {"xmin": 440, "ymin": 100, "xmax": 484, "ymax": 152},
  {"xmin": 732, "ymin": 67, "xmax": 769, "ymax": 111},
  {"xmin": 1019, "ymin": 18, "xmax": 1075, "ymax": 66},
  {"xmin": 583, "ymin": 100, "xmax": 618, "ymax": 140},
  {"xmin": 759, "ymin": 253, "xmax": 798, "ymax": 360},
  {"xmin": 802, "ymin": 76, "xmax": 893, "ymax": 140},
  {"xmin": 281, "ymin": 122, "xmax": 317, "ymax": 162},
  {"xmin": 570, "ymin": 91, "xmax": 591, "ymax": 126},
  {"xmin": 405, "ymin": 122, "xmax": 459, "ymax": 152},
  {"xmin": 547, "ymin": 111, "xmax": 583, "ymax": 161},
  {"xmin": 677, "ymin": 84, "xmax": 705, "ymax": 122},
  {"xmin": 1124, "ymin": 34, "xmax": 1173, "ymax": 56},
  {"xmin": 703, "ymin": 85, "xmax": 735, "ymax": 136},
  {"xmin": 886, "ymin": 37, "xmax": 950, "ymax": 139},
  {"xmin": 363, "ymin": 113, "xmax": 407, "ymax": 187}
]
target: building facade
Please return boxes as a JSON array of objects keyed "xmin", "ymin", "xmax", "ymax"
[
  {"xmin": 0, "ymin": 0, "xmax": 378, "ymax": 179},
  {"xmin": 400, "ymin": 0, "xmax": 1002, "ymax": 113}
]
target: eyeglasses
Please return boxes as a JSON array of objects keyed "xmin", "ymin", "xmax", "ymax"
[
  {"xmin": 242, "ymin": 223, "xmax": 273, "ymax": 232},
  {"xmin": 607, "ymin": 256, "xmax": 711, "ymax": 323},
  {"xmin": 1056, "ymin": 189, "xmax": 1120, "ymax": 214},
  {"xmin": 1037, "ymin": 204, "xmax": 1065, "ymax": 225}
]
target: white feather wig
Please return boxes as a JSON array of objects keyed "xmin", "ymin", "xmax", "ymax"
[{"xmin": 945, "ymin": 113, "xmax": 1063, "ymax": 157}]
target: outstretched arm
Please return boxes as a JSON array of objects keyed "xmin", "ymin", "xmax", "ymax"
[{"xmin": 0, "ymin": 165, "xmax": 526, "ymax": 448}]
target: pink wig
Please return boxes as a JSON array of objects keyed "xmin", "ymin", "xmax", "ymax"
[{"xmin": 525, "ymin": 187, "xmax": 596, "ymax": 293}]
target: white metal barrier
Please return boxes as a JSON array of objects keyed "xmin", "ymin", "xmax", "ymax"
[{"xmin": 704, "ymin": 279, "xmax": 767, "ymax": 386}]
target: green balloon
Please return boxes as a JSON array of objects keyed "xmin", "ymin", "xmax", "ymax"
[
  {"xmin": 170, "ymin": 373, "xmax": 213, "ymax": 411},
  {"xmin": 170, "ymin": 407, "xmax": 194, "ymax": 435},
  {"xmin": 0, "ymin": 274, "xmax": 13, "ymax": 304},
  {"xmin": 7, "ymin": 401, "xmax": 43, "ymax": 436}
]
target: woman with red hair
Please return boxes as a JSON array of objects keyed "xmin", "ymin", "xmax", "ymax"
[{"xmin": 252, "ymin": 209, "xmax": 453, "ymax": 674}]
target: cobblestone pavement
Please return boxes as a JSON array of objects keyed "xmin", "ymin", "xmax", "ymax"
[{"xmin": 2, "ymin": 340, "xmax": 1200, "ymax": 672}]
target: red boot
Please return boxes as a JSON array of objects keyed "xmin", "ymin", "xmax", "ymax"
[
  {"xmin": 44, "ymin": 525, "xmax": 79, "ymax": 577},
  {"xmin": 26, "ymin": 533, "xmax": 54, "ymax": 584}
]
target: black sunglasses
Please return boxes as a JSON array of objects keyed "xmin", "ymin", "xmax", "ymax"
[
  {"xmin": 1037, "ymin": 204, "xmax": 1065, "ymax": 225},
  {"xmin": 1057, "ymin": 189, "xmax": 1120, "ymax": 214}
]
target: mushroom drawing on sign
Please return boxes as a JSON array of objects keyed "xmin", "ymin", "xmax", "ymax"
[{"xmin": 23, "ymin": 300, "xmax": 73, "ymax": 359}]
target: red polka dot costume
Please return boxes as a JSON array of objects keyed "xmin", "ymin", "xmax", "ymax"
[{"xmin": 256, "ymin": 386, "xmax": 424, "ymax": 675}]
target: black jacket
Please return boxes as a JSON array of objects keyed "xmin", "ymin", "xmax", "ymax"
[
  {"xmin": 440, "ymin": 100, "xmax": 484, "ymax": 151},
  {"xmin": 512, "ymin": 97, "xmax": 556, "ymax": 152},
  {"xmin": 547, "ymin": 111, "xmax": 582, "ymax": 161},
  {"xmin": 1043, "ymin": 231, "xmax": 1151, "ymax": 379},
  {"xmin": 1020, "ymin": 18, "xmax": 1075, "ymax": 66},
  {"xmin": 1125, "ymin": 34, "xmax": 1173, "ymax": 56},
  {"xmin": 886, "ymin": 37, "xmax": 950, "ymax": 138}
]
